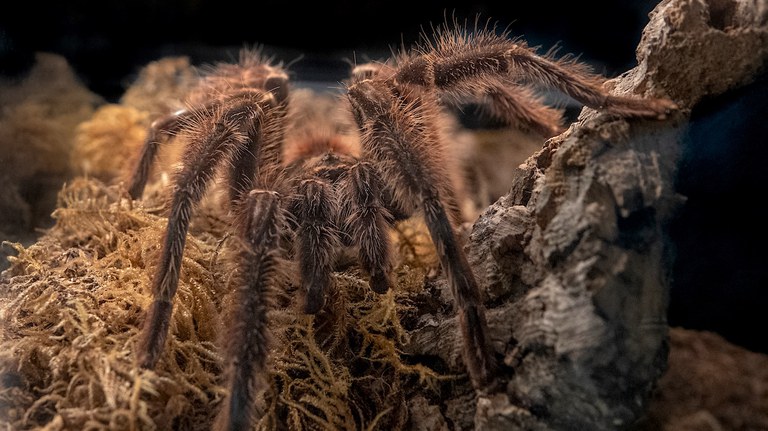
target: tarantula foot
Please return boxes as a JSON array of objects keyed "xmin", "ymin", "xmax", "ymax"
[
  {"xmin": 136, "ymin": 299, "xmax": 173, "ymax": 369},
  {"xmin": 303, "ymin": 282, "xmax": 328, "ymax": 314},
  {"xmin": 369, "ymin": 271, "xmax": 391, "ymax": 294},
  {"xmin": 265, "ymin": 72, "xmax": 289, "ymax": 103},
  {"xmin": 651, "ymin": 97, "xmax": 679, "ymax": 120}
]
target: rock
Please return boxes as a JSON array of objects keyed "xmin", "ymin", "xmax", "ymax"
[{"xmin": 454, "ymin": 0, "xmax": 768, "ymax": 428}]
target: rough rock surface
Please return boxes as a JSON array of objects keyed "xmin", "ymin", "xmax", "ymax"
[{"xmin": 405, "ymin": 0, "xmax": 768, "ymax": 429}]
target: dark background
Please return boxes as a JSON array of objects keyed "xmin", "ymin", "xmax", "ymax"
[
  {"xmin": 2, "ymin": 1, "xmax": 767, "ymax": 354},
  {"xmin": 0, "ymin": 0, "xmax": 659, "ymax": 101}
]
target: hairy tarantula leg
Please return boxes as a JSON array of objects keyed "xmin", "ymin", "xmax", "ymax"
[
  {"xmin": 138, "ymin": 134, "xmax": 242, "ymax": 369},
  {"xmin": 396, "ymin": 34, "xmax": 676, "ymax": 119},
  {"xmin": 229, "ymin": 75, "xmax": 290, "ymax": 203},
  {"xmin": 291, "ymin": 178, "xmax": 341, "ymax": 314},
  {"xmin": 348, "ymin": 82, "xmax": 494, "ymax": 388},
  {"xmin": 226, "ymin": 102, "xmax": 285, "ymax": 203},
  {"xmin": 138, "ymin": 94, "xmax": 279, "ymax": 369},
  {"xmin": 341, "ymin": 162, "xmax": 393, "ymax": 294},
  {"xmin": 137, "ymin": 125, "xmax": 245, "ymax": 369},
  {"xmin": 423, "ymin": 192, "xmax": 493, "ymax": 388},
  {"xmin": 226, "ymin": 137, "xmax": 261, "ymax": 204},
  {"xmin": 128, "ymin": 112, "xmax": 187, "ymax": 199},
  {"xmin": 492, "ymin": 46, "xmax": 679, "ymax": 117},
  {"xmin": 129, "ymin": 75, "xmax": 289, "ymax": 201},
  {"xmin": 481, "ymin": 81, "xmax": 565, "ymax": 137},
  {"xmin": 215, "ymin": 190, "xmax": 284, "ymax": 431},
  {"xmin": 128, "ymin": 105, "xmax": 232, "ymax": 199}
]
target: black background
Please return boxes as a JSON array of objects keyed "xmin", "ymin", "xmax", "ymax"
[
  {"xmin": 0, "ymin": 0, "xmax": 659, "ymax": 100},
  {"xmin": 2, "ymin": 0, "xmax": 767, "ymax": 354}
]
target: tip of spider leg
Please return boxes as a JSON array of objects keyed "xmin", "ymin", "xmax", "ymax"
[
  {"xmin": 136, "ymin": 299, "xmax": 173, "ymax": 369},
  {"xmin": 137, "ymin": 351, "xmax": 158, "ymax": 370},
  {"xmin": 265, "ymin": 73, "xmax": 289, "ymax": 104},
  {"xmin": 303, "ymin": 286, "xmax": 326, "ymax": 314},
  {"xmin": 652, "ymin": 97, "xmax": 679, "ymax": 120},
  {"xmin": 369, "ymin": 271, "xmax": 391, "ymax": 294}
]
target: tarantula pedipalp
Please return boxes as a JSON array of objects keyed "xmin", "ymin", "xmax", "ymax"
[{"xmin": 128, "ymin": 23, "xmax": 676, "ymax": 431}]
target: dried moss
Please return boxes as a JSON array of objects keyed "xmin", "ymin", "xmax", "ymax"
[
  {"xmin": 1, "ymin": 178, "xmax": 222, "ymax": 430},
  {"xmin": 0, "ymin": 173, "xmax": 449, "ymax": 430},
  {"xmin": 72, "ymin": 105, "xmax": 150, "ymax": 183}
]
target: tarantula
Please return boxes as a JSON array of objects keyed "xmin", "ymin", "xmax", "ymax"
[{"xmin": 128, "ymin": 23, "xmax": 675, "ymax": 430}]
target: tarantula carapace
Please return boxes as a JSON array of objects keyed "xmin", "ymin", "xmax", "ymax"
[{"xmin": 128, "ymin": 23, "xmax": 675, "ymax": 430}]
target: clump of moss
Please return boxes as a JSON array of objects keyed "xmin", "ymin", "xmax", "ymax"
[
  {"xmin": 119, "ymin": 56, "xmax": 198, "ymax": 116},
  {"xmin": 0, "ymin": 178, "xmax": 224, "ymax": 430},
  {"xmin": 262, "ymin": 263, "xmax": 447, "ymax": 430},
  {"xmin": 71, "ymin": 105, "xmax": 150, "ymax": 183},
  {"xmin": 0, "ymin": 53, "xmax": 101, "ymax": 243},
  {"xmin": 0, "ymin": 175, "xmax": 447, "ymax": 430}
]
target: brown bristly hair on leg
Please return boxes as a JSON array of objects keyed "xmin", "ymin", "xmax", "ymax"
[{"xmin": 214, "ymin": 189, "xmax": 287, "ymax": 431}]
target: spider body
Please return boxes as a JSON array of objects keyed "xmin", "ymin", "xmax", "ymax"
[{"xmin": 129, "ymin": 23, "xmax": 675, "ymax": 431}]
